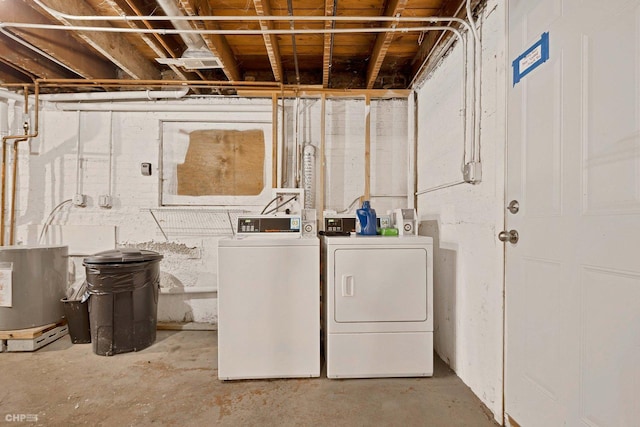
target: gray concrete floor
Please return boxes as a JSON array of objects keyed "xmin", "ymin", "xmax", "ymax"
[{"xmin": 0, "ymin": 331, "xmax": 499, "ymax": 426}]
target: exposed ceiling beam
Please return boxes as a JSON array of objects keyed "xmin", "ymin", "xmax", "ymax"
[
  {"xmin": 0, "ymin": 0, "xmax": 116, "ymax": 79},
  {"xmin": 0, "ymin": 61, "xmax": 34, "ymax": 83},
  {"xmin": 365, "ymin": 0, "xmax": 409, "ymax": 89},
  {"xmin": 0, "ymin": 35, "xmax": 73, "ymax": 79},
  {"xmin": 179, "ymin": 0, "xmax": 242, "ymax": 82},
  {"xmin": 322, "ymin": 0, "xmax": 336, "ymax": 88},
  {"xmin": 253, "ymin": 0, "xmax": 283, "ymax": 83},
  {"xmin": 98, "ymin": 0, "xmax": 193, "ymax": 81},
  {"xmin": 33, "ymin": 0, "xmax": 161, "ymax": 80}
]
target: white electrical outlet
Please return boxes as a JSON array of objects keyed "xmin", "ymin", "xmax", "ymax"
[
  {"xmin": 73, "ymin": 193, "xmax": 86, "ymax": 207},
  {"xmin": 463, "ymin": 162, "xmax": 482, "ymax": 184},
  {"xmin": 98, "ymin": 195, "xmax": 112, "ymax": 209}
]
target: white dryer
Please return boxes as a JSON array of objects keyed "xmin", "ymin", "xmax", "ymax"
[{"xmin": 322, "ymin": 235, "xmax": 433, "ymax": 378}]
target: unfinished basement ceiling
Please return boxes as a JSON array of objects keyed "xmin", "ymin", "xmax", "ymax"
[{"xmin": 0, "ymin": 0, "xmax": 479, "ymax": 93}]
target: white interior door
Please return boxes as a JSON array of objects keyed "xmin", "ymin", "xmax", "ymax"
[{"xmin": 506, "ymin": 1, "xmax": 640, "ymax": 426}]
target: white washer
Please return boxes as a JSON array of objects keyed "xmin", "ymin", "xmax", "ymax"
[
  {"xmin": 217, "ymin": 236, "xmax": 320, "ymax": 380},
  {"xmin": 322, "ymin": 235, "xmax": 433, "ymax": 378}
]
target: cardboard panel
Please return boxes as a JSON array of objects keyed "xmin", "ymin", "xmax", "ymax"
[{"xmin": 177, "ymin": 129, "xmax": 265, "ymax": 196}]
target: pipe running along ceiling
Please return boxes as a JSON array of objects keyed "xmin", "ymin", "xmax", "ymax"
[{"xmin": 0, "ymin": 0, "xmax": 483, "ymax": 94}]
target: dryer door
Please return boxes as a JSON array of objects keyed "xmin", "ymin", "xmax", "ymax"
[{"xmin": 333, "ymin": 247, "xmax": 427, "ymax": 323}]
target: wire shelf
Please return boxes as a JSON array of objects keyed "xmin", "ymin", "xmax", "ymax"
[{"xmin": 149, "ymin": 208, "xmax": 248, "ymax": 239}]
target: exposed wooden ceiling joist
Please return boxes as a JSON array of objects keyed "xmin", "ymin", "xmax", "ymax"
[
  {"xmin": 180, "ymin": 0, "xmax": 242, "ymax": 82},
  {"xmin": 0, "ymin": 0, "xmax": 470, "ymax": 92},
  {"xmin": 0, "ymin": 35, "xmax": 73, "ymax": 79},
  {"xmin": 0, "ymin": 0, "xmax": 116, "ymax": 79},
  {"xmin": 34, "ymin": 0, "xmax": 161, "ymax": 80},
  {"xmin": 253, "ymin": 0, "xmax": 283, "ymax": 83},
  {"xmin": 366, "ymin": 0, "xmax": 409, "ymax": 89},
  {"xmin": 97, "ymin": 0, "xmax": 193, "ymax": 81},
  {"xmin": 322, "ymin": 0, "xmax": 336, "ymax": 88},
  {"xmin": 0, "ymin": 61, "xmax": 35, "ymax": 83}
]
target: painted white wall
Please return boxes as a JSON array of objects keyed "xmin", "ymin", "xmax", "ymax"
[
  {"xmin": 5, "ymin": 96, "xmax": 408, "ymax": 324},
  {"xmin": 415, "ymin": 0, "xmax": 506, "ymax": 422}
]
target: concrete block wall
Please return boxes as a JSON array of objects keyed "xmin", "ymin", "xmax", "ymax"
[
  {"xmin": 3, "ymin": 96, "xmax": 409, "ymax": 325},
  {"xmin": 415, "ymin": 0, "xmax": 506, "ymax": 422}
]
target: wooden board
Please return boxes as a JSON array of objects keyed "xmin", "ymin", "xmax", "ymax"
[
  {"xmin": 157, "ymin": 322, "xmax": 216, "ymax": 331},
  {"xmin": 177, "ymin": 129, "xmax": 265, "ymax": 196},
  {"xmin": 0, "ymin": 320, "xmax": 66, "ymax": 340},
  {"xmin": 5, "ymin": 324, "xmax": 69, "ymax": 352}
]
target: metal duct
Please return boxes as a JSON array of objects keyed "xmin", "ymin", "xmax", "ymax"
[
  {"xmin": 302, "ymin": 144, "xmax": 316, "ymax": 209},
  {"xmin": 155, "ymin": 0, "xmax": 220, "ymax": 68}
]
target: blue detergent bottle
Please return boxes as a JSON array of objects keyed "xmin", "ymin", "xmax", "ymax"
[{"xmin": 356, "ymin": 200, "xmax": 377, "ymax": 235}]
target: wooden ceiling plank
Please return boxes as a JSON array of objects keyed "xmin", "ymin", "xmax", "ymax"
[
  {"xmin": 34, "ymin": 0, "xmax": 160, "ymax": 80},
  {"xmin": 101, "ymin": 0, "xmax": 193, "ymax": 81},
  {"xmin": 0, "ymin": 0, "xmax": 116, "ymax": 79},
  {"xmin": 365, "ymin": 0, "xmax": 410, "ymax": 89},
  {"xmin": 253, "ymin": 0, "xmax": 283, "ymax": 82},
  {"xmin": 322, "ymin": 0, "xmax": 335, "ymax": 87},
  {"xmin": 0, "ymin": 59, "xmax": 36, "ymax": 83},
  {"xmin": 0, "ymin": 37, "xmax": 71, "ymax": 79},
  {"xmin": 180, "ymin": 0, "xmax": 242, "ymax": 82}
]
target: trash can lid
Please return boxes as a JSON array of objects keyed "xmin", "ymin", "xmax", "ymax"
[{"xmin": 83, "ymin": 248, "xmax": 163, "ymax": 264}]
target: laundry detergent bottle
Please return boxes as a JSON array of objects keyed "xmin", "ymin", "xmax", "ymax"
[{"xmin": 356, "ymin": 200, "xmax": 377, "ymax": 235}]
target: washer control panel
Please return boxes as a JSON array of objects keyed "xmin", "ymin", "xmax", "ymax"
[{"xmin": 237, "ymin": 216, "xmax": 302, "ymax": 237}]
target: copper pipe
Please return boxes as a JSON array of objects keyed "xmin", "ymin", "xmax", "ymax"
[
  {"xmin": 1, "ymin": 83, "xmax": 39, "ymax": 245},
  {"xmin": 1, "ymin": 87, "xmax": 30, "ymax": 245},
  {"xmin": 34, "ymin": 78, "xmax": 280, "ymax": 87},
  {"xmin": 0, "ymin": 137, "xmax": 7, "ymax": 245}
]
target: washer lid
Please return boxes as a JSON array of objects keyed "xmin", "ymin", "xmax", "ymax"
[{"xmin": 83, "ymin": 249, "xmax": 163, "ymax": 264}]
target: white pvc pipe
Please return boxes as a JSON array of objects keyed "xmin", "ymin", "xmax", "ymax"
[
  {"xmin": 0, "ymin": 89, "xmax": 28, "ymax": 103},
  {"xmin": 0, "ymin": 101, "xmax": 8, "ymax": 136},
  {"xmin": 53, "ymin": 102, "xmax": 275, "ymax": 113},
  {"xmin": 0, "ymin": 22, "xmax": 465, "ymax": 37},
  {"xmin": 75, "ymin": 111, "xmax": 82, "ymax": 198},
  {"xmin": 38, "ymin": 88, "xmax": 189, "ymax": 102},
  {"xmin": 107, "ymin": 111, "xmax": 113, "ymax": 197}
]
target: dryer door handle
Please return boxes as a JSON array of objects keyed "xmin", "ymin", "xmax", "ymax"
[{"xmin": 341, "ymin": 275, "xmax": 355, "ymax": 297}]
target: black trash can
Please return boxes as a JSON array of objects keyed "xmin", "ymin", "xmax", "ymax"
[
  {"xmin": 83, "ymin": 249, "xmax": 163, "ymax": 356},
  {"xmin": 61, "ymin": 298, "xmax": 91, "ymax": 344}
]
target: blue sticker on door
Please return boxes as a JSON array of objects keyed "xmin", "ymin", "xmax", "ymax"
[{"xmin": 513, "ymin": 32, "xmax": 550, "ymax": 86}]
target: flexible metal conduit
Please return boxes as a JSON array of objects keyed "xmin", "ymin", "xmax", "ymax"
[
  {"xmin": 30, "ymin": 0, "xmax": 474, "ymax": 34},
  {"xmin": 0, "ymin": 21, "xmax": 468, "ymax": 37},
  {"xmin": 414, "ymin": 0, "xmax": 483, "ymax": 195}
]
